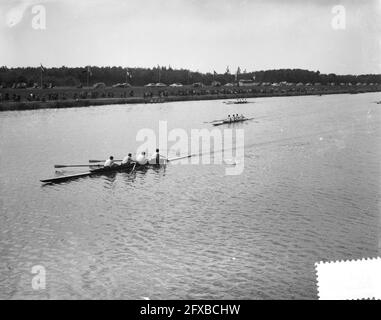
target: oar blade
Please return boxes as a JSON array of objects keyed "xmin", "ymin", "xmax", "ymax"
[
  {"xmin": 54, "ymin": 164, "xmax": 103, "ymax": 168},
  {"xmin": 167, "ymin": 154, "xmax": 197, "ymax": 162}
]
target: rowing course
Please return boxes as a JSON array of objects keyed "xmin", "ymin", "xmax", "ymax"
[{"xmin": 0, "ymin": 93, "xmax": 380, "ymax": 299}]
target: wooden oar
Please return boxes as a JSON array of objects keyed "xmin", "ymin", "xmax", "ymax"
[
  {"xmin": 167, "ymin": 154, "xmax": 197, "ymax": 162},
  {"xmin": 89, "ymin": 159, "xmax": 122, "ymax": 163},
  {"xmin": 54, "ymin": 164, "xmax": 103, "ymax": 168},
  {"xmin": 203, "ymin": 119, "xmax": 225, "ymax": 124}
]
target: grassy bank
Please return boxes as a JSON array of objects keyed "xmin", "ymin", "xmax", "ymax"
[{"xmin": 1, "ymin": 84, "xmax": 380, "ymax": 111}]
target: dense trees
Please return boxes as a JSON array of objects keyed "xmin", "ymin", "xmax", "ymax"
[{"xmin": 0, "ymin": 66, "xmax": 380, "ymax": 88}]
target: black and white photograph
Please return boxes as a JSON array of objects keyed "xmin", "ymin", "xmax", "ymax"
[{"xmin": 0, "ymin": 0, "xmax": 380, "ymax": 302}]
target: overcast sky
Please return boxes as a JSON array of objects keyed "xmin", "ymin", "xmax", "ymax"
[{"xmin": 0, "ymin": 0, "xmax": 380, "ymax": 74}]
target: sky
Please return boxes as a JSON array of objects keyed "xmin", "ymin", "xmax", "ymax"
[{"xmin": 0, "ymin": 0, "xmax": 380, "ymax": 74}]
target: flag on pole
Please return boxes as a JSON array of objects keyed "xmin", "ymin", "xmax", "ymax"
[
  {"xmin": 225, "ymin": 66, "xmax": 230, "ymax": 75},
  {"xmin": 40, "ymin": 64, "xmax": 45, "ymax": 88}
]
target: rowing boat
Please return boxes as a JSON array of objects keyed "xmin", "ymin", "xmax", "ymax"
[
  {"xmin": 212, "ymin": 117, "xmax": 254, "ymax": 126},
  {"xmin": 223, "ymin": 100, "xmax": 248, "ymax": 105},
  {"xmin": 40, "ymin": 163, "xmax": 154, "ymax": 184},
  {"xmin": 40, "ymin": 154, "xmax": 195, "ymax": 184}
]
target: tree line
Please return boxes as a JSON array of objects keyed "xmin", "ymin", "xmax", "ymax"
[{"xmin": 0, "ymin": 66, "xmax": 380, "ymax": 87}]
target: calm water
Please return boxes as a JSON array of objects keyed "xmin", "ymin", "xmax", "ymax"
[{"xmin": 0, "ymin": 93, "xmax": 380, "ymax": 299}]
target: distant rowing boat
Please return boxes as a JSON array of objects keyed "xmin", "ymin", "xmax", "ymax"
[
  {"xmin": 223, "ymin": 99, "xmax": 249, "ymax": 105},
  {"xmin": 212, "ymin": 117, "xmax": 254, "ymax": 126}
]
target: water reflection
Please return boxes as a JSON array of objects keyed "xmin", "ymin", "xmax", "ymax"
[
  {"xmin": 99, "ymin": 164, "xmax": 167, "ymax": 189},
  {"xmin": 101, "ymin": 172, "xmax": 118, "ymax": 187}
]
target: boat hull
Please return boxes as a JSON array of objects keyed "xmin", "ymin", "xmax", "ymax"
[
  {"xmin": 212, "ymin": 117, "xmax": 254, "ymax": 126},
  {"xmin": 41, "ymin": 163, "xmax": 159, "ymax": 184}
]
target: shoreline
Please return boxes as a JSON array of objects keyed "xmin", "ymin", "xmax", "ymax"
[{"xmin": 1, "ymin": 86, "xmax": 380, "ymax": 111}]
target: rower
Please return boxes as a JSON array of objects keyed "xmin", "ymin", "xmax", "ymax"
[
  {"xmin": 227, "ymin": 114, "xmax": 231, "ymax": 122},
  {"xmin": 136, "ymin": 151, "xmax": 148, "ymax": 165},
  {"xmin": 121, "ymin": 153, "xmax": 133, "ymax": 165},
  {"xmin": 104, "ymin": 156, "xmax": 118, "ymax": 168},
  {"xmin": 236, "ymin": 113, "xmax": 239, "ymax": 119},
  {"xmin": 149, "ymin": 148, "xmax": 167, "ymax": 164}
]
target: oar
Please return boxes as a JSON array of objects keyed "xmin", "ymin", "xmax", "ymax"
[
  {"xmin": 167, "ymin": 154, "xmax": 197, "ymax": 162},
  {"xmin": 54, "ymin": 164, "xmax": 104, "ymax": 168},
  {"xmin": 203, "ymin": 119, "xmax": 226, "ymax": 124},
  {"xmin": 89, "ymin": 159, "xmax": 122, "ymax": 163}
]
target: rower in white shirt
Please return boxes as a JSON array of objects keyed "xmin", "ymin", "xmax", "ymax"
[
  {"xmin": 104, "ymin": 156, "xmax": 119, "ymax": 167},
  {"xmin": 149, "ymin": 148, "xmax": 167, "ymax": 164},
  {"xmin": 136, "ymin": 151, "xmax": 149, "ymax": 165},
  {"xmin": 121, "ymin": 153, "xmax": 134, "ymax": 165}
]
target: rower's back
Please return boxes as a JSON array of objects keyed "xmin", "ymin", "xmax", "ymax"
[
  {"xmin": 104, "ymin": 156, "xmax": 114, "ymax": 167},
  {"xmin": 136, "ymin": 152, "xmax": 148, "ymax": 165}
]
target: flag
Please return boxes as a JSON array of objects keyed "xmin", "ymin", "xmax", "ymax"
[
  {"xmin": 40, "ymin": 64, "xmax": 45, "ymax": 72},
  {"xmin": 213, "ymin": 70, "xmax": 217, "ymax": 75},
  {"xmin": 225, "ymin": 66, "xmax": 230, "ymax": 75}
]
